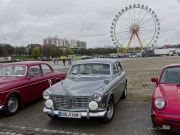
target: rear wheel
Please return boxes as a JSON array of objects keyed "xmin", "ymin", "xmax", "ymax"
[
  {"xmin": 55, "ymin": 79, "xmax": 61, "ymax": 83},
  {"xmin": 3, "ymin": 94, "xmax": 20, "ymax": 116},
  {"xmin": 101, "ymin": 98, "xmax": 115, "ymax": 123}
]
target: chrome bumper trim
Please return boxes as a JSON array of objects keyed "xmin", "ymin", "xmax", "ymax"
[
  {"xmin": 0, "ymin": 105, "xmax": 4, "ymax": 111},
  {"xmin": 43, "ymin": 107, "xmax": 107, "ymax": 118}
]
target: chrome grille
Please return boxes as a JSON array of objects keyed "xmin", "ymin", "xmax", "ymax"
[
  {"xmin": 52, "ymin": 96, "xmax": 92, "ymax": 109},
  {"xmin": 52, "ymin": 96, "xmax": 71, "ymax": 108},
  {"xmin": 72, "ymin": 97, "xmax": 92, "ymax": 108}
]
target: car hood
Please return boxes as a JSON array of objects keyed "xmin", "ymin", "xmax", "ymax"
[
  {"xmin": 49, "ymin": 76, "xmax": 110, "ymax": 96},
  {"xmin": 159, "ymin": 84, "xmax": 180, "ymax": 114}
]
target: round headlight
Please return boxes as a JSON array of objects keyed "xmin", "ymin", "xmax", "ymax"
[
  {"xmin": 93, "ymin": 93, "xmax": 102, "ymax": 102},
  {"xmin": 43, "ymin": 91, "xmax": 50, "ymax": 100},
  {"xmin": 45, "ymin": 99, "xmax": 54, "ymax": 108},
  {"xmin": 155, "ymin": 98, "xmax": 165, "ymax": 109},
  {"xmin": 89, "ymin": 101, "xmax": 98, "ymax": 111}
]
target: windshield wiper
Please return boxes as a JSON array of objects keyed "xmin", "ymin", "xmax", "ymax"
[
  {"xmin": 71, "ymin": 73, "xmax": 77, "ymax": 75},
  {"xmin": 80, "ymin": 72, "xmax": 89, "ymax": 75}
]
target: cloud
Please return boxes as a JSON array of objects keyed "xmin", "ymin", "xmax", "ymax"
[{"xmin": 0, "ymin": 0, "xmax": 179, "ymax": 48}]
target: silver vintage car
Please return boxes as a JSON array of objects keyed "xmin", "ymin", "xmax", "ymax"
[{"xmin": 43, "ymin": 59, "xmax": 127, "ymax": 123}]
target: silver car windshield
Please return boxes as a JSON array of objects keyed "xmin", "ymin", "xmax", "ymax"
[
  {"xmin": 69, "ymin": 63, "xmax": 110, "ymax": 76},
  {"xmin": 0, "ymin": 65, "xmax": 27, "ymax": 77}
]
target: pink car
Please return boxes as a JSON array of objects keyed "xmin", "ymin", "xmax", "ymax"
[{"xmin": 151, "ymin": 64, "xmax": 180, "ymax": 131}]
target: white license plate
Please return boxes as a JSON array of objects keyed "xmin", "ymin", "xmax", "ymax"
[{"xmin": 58, "ymin": 111, "xmax": 81, "ymax": 118}]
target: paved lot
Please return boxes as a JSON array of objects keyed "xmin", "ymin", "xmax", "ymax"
[
  {"xmin": 1, "ymin": 56, "xmax": 180, "ymax": 135},
  {"xmin": 0, "ymin": 100, "xmax": 177, "ymax": 135}
]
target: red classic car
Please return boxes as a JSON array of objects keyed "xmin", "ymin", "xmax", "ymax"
[
  {"xmin": 151, "ymin": 64, "xmax": 180, "ymax": 131},
  {"xmin": 0, "ymin": 61, "xmax": 65, "ymax": 116}
]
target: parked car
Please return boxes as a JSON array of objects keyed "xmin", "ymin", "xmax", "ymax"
[
  {"xmin": 0, "ymin": 61, "xmax": 65, "ymax": 116},
  {"xmin": 81, "ymin": 55, "xmax": 92, "ymax": 60},
  {"xmin": 151, "ymin": 64, "xmax": 180, "ymax": 131},
  {"xmin": 43, "ymin": 59, "xmax": 127, "ymax": 123},
  {"xmin": 129, "ymin": 52, "xmax": 138, "ymax": 58}
]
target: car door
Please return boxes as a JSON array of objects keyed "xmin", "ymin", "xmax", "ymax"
[
  {"xmin": 116, "ymin": 61, "xmax": 126, "ymax": 94},
  {"xmin": 41, "ymin": 64, "xmax": 55, "ymax": 93},
  {"xmin": 27, "ymin": 65, "xmax": 44, "ymax": 99},
  {"xmin": 112, "ymin": 62, "xmax": 121, "ymax": 103},
  {"xmin": 112, "ymin": 61, "xmax": 126, "ymax": 103}
]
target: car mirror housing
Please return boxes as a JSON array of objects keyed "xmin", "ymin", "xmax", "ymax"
[
  {"xmin": 151, "ymin": 77, "xmax": 159, "ymax": 84},
  {"xmin": 48, "ymin": 79, "xmax": 52, "ymax": 87}
]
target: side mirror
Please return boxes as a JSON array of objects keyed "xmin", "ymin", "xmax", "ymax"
[
  {"xmin": 48, "ymin": 79, "xmax": 52, "ymax": 87},
  {"xmin": 151, "ymin": 77, "xmax": 159, "ymax": 84}
]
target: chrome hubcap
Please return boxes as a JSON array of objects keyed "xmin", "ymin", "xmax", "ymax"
[
  {"xmin": 8, "ymin": 97, "xmax": 18, "ymax": 113},
  {"xmin": 106, "ymin": 102, "xmax": 114, "ymax": 119}
]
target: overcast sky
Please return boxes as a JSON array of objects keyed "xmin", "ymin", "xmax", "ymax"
[{"xmin": 0, "ymin": 0, "xmax": 180, "ymax": 48}]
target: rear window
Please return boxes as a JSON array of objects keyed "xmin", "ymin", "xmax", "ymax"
[
  {"xmin": 41, "ymin": 64, "xmax": 52, "ymax": 74},
  {"xmin": 160, "ymin": 67, "xmax": 180, "ymax": 84}
]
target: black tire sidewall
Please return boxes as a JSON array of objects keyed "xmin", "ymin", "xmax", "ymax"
[
  {"xmin": 3, "ymin": 94, "xmax": 19, "ymax": 116},
  {"xmin": 101, "ymin": 98, "xmax": 115, "ymax": 123},
  {"xmin": 48, "ymin": 114, "xmax": 59, "ymax": 119}
]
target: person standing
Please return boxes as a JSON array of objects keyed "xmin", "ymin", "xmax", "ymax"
[
  {"xmin": 63, "ymin": 59, "xmax": 66, "ymax": 67},
  {"xmin": 68, "ymin": 58, "xmax": 72, "ymax": 66}
]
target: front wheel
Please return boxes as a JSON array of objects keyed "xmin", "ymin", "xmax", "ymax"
[
  {"xmin": 151, "ymin": 117, "xmax": 158, "ymax": 129},
  {"xmin": 48, "ymin": 114, "xmax": 58, "ymax": 119},
  {"xmin": 3, "ymin": 94, "xmax": 19, "ymax": 116},
  {"xmin": 121, "ymin": 83, "xmax": 127, "ymax": 99},
  {"xmin": 101, "ymin": 98, "xmax": 115, "ymax": 123}
]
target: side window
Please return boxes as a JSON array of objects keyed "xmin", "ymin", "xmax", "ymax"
[
  {"xmin": 41, "ymin": 64, "xmax": 52, "ymax": 74},
  {"xmin": 29, "ymin": 65, "xmax": 42, "ymax": 76},
  {"xmin": 113, "ymin": 63, "xmax": 119, "ymax": 75},
  {"xmin": 116, "ymin": 62, "xmax": 122, "ymax": 72}
]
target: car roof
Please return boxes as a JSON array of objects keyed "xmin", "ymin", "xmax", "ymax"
[
  {"xmin": 164, "ymin": 64, "xmax": 180, "ymax": 69},
  {"xmin": 74, "ymin": 58, "xmax": 119, "ymax": 65},
  {"xmin": 6, "ymin": 61, "xmax": 47, "ymax": 66}
]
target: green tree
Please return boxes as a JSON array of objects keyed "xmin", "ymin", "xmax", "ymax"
[{"xmin": 32, "ymin": 47, "xmax": 40, "ymax": 59}]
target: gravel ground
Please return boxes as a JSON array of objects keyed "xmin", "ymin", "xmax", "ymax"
[{"xmin": 120, "ymin": 56, "xmax": 180, "ymax": 102}]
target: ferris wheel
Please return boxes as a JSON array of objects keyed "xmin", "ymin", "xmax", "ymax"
[{"xmin": 110, "ymin": 4, "xmax": 160, "ymax": 52}]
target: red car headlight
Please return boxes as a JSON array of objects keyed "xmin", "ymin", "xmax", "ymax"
[{"xmin": 155, "ymin": 98, "xmax": 165, "ymax": 110}]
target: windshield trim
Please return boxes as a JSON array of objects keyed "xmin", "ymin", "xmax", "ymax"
[{"xmin": 0, "ymin": 65, "xmax": 27, "ymax": 77}]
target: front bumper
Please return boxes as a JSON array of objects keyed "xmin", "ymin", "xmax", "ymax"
[
  {"xmin": 152, "ymin": 110, "xmax": 180, "ymax": 130},
  {"xmin": 43, "ymin": 107, "xmax": 107, "ymax": 118},
  {"xmin": 0, "ymin": 105, "xmax": 4, "ymax": 111}
]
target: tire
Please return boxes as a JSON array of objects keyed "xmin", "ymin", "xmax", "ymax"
[
  {"xmin": 48, "ymin": 114, "xmax": 58, "ymax": 119},
  {"xmin": 3, "ymin": 94, "xmax": 20, "ymax": 116},
  {"xmin": 152, "ymin": 118, "xmax": 160, "ymax": 131},
  {"xmin": 101, "ymin": 98, "xmax": 115, "ymax": 123},
  {"xmin": 55, "ymin": 79, "xmax": 61, "ymax": 83},
  {"xmin": 121, "ymin": 83, "xmax": 127, "ymax": 99},
  {"xmin": 152, "ymin": 118, "xmax": 157, "ymax": 128}
]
